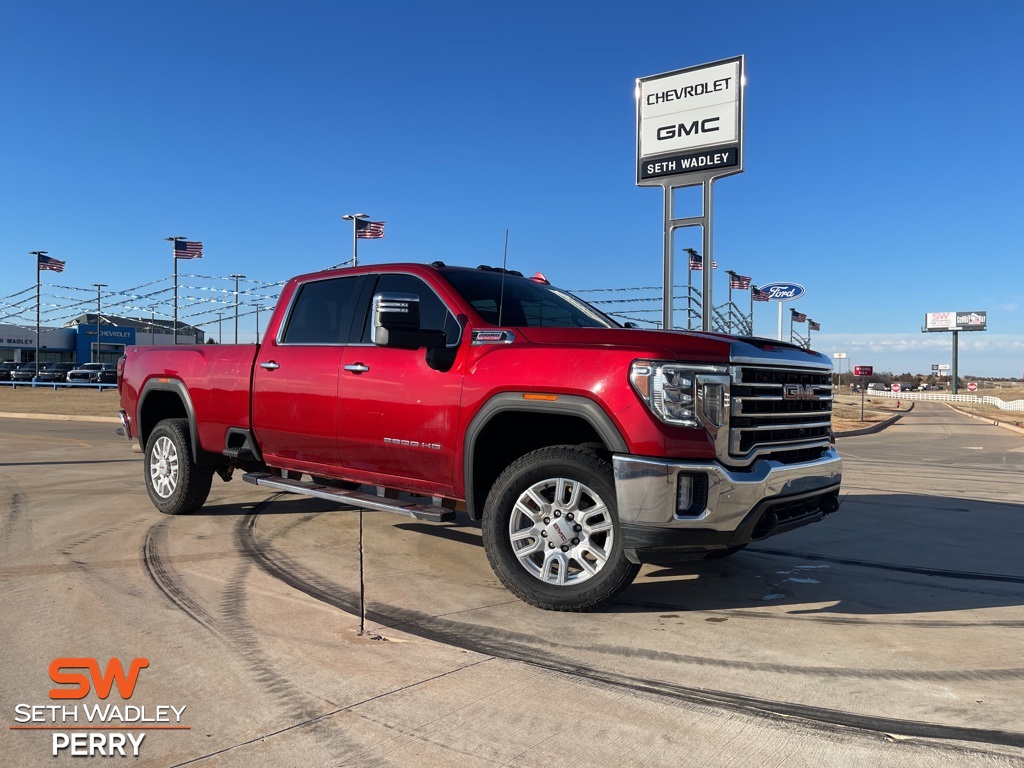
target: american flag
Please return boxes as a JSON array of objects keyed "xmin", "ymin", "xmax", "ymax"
[
  {"xmin": 751, "ymin": 286, "xmax": 770, "ymax": 302},
  {"xmin": 792, "ymin": 310, "xmax": 807, "ymax": 323},
  {"xmin": 688, "ymin": 252, "xmax": 717, "ymax": 270},
  {"xmin": 808, "ymin": 320, "xmax": 821, "ymax": 331},
  {"xmin": 729, "ymin": 273, "xmax": 751, "ymax": 289},
  {"xmin": 38, "ymin": 254, "xmax": 66, "ymax": 272},
  {"xmin": 355, "ymin": 219, "xmax": 385, "ymax": 239},
  {"xmin": 174, "ymin": 240, "xmax": 203, "ymax": 259}
]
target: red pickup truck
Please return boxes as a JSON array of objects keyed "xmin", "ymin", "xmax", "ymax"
[{"xmin": 118, "ymin": 262, "xmax": 842, "ymax": 611}]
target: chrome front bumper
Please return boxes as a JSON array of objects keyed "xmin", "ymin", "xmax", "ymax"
[{"xmin": 613, "ymin": 449, "xmax": 842, "ymax": 533}]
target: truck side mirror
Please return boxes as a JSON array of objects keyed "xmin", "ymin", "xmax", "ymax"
[{"xmin": 372, "ymin": 293, "xmax": 446, "ymax": 350}]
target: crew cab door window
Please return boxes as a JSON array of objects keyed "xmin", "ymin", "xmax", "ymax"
[{"xmin": 281, "ymin": 276, "xmax": 364, "ymax": 344}]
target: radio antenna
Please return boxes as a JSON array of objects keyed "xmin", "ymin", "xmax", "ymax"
[{"xmin": 497, "ymin": 229, "xmax": 509, "ymax": 326}]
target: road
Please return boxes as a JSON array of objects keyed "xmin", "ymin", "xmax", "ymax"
[{"xmin": 1, "ymin": 401, "xmax": 1023, "ymax": 766}]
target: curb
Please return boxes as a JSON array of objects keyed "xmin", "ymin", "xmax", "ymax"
[
  {"xmin": 943, "ymin": 403, "xmax": 1024, "ymax": 436},
  {"xmin": 0, "ymin": 411, "xmax": 121, "ymax": 424},
  {"xmin": 835, "ymin": 401, "xmax": 914, "ymax": 438}
]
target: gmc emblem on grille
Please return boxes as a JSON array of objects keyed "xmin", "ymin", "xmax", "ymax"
[{"xmin": 783, "ymin": 384, "xmax": 817, "ymax": 400}]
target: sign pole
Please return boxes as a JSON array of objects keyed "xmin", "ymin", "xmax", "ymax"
[{"xmin": 662, "ymin": 186, "xmax": 673, "ymax": 330}]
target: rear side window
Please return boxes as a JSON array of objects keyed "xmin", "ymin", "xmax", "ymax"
[{"xmin": 281, "ymin": 276, "xmax": 363, "ymax": 344}]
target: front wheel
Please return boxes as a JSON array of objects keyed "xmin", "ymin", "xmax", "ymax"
[
  {"xmin": 144, "ymin": 418, "xmax": 214, "ymax": 515},
  {"xmin": 481, "ymin": 446, "xmax": 640, "ymax": 611}
]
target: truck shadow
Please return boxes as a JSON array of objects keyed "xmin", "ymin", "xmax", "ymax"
[{"xmin": 192, "ymin": 491, "xmax": 1024, "ymax": 618}]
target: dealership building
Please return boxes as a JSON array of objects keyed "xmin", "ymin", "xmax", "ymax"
[{"xmin": 0, "ymin": 315, "xmax": 205, "ymax": 365}]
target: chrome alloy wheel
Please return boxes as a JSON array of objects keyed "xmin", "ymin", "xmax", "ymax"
[
  {"xmin": 149, "ymin": 435, "xmax": 179, "ymax": 499},
  {"xmin": 508, "ymin": 477, "xmax": 614, "ymax": 586}
]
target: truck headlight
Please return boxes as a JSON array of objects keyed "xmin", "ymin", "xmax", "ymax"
[{"xmin": 626, "ymin": 360, "xmax": 724, "ymax": 428}]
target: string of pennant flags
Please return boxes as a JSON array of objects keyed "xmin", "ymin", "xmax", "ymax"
[{"xmin": 5, "ymin": 241, "xmax": 819, "ymax": 345}]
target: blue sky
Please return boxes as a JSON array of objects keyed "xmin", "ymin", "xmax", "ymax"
[{"xmin": 2, "ymin": 1, "xmax": 1021, "ymax": 377}]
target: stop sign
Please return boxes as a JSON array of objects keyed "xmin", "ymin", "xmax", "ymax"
[
  {"xmin": 968, "ymin": 382, "xmax": 978, "ymax": 392},
  {"xmin": 891, "ymin": 383, "xmax": 901, "ymax": 393}
]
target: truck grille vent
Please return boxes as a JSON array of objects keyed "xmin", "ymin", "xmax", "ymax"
[{"xmin": 730, "ymin": 365, "xmax": 833, "ymax": 463}]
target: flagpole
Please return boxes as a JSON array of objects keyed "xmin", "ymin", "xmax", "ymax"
[
  {"xmin": 30, "ymin": 250, "xmax": 46, "ymax": 375},
  {"xmin": 749, "ymin": 286, "xmax": 754, "ymax": 336},
  {"xmin": 165, "ymin": 236, "xmax": 186, "ymax": 345},
  {"xmin": 342, "ymin": 212, "xmax": 368, "ymax": 267}
]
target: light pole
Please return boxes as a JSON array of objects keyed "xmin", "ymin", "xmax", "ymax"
[
  {"xmin": 215, "ymin": 312, "xmax": 223, "ymax": 344},
  {"xmin": 342, "ymin": 212, "xmax": 368, "ymax": 267},
  {"xmin": 149, "ymin": 304, "xmax": 159, "ymax": 345},
  {"xmin": 164, "ymin": 236, "xmax": 187, "ymax": 344},
  {"xmin": 92, "ymin": 284, "xmax": 107, "ymax": 362},
  {"xmin": 229, "ymin": 274, "xmax": 245, "ymax": 343},
  {"xmin": 255, "ymin": 305, "xmax": 265, "ymax": 344},
  {"xmin": 29, "ymin": 250, "xmax": 47, "ymax": 374}
]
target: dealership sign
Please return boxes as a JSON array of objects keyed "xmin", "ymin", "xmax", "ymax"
[
  {"xmin": 757, "ymin": 282, "xmax": 806, "ymax": 302},
  {"xmin": 636, "ymin": 56, "xmax": 744, "ymax": 183},
  {"xmin": 924, "ymin": 310, "xmax": 987, "ymax": 332}
]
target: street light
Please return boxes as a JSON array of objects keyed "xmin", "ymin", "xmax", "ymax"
[
  {"xmin": 229, "ymin": 274, "xmax": 246, "ymax": 344},
  {"xmin": 30, "ymin": 250, "xmax": 48, "ymax": 375},
  {"xmin": 92, "ymin": 284, "xmax": 107, "ymax": 363},
  {"xmin": 342, "ymin": 212, "xmax": 369, "ymax": 267},
  {"xmin": 215, "ymin": 311, "xmax": 223, "ymax": 344},
  {"xmin": 164, "ymin": 236, "xmax": 187, "ymax": 344},
  {"xmin": 255, "ymin": 305, "xmax": 265, "ymax": 344},
  {"xmin": 149, "ymin": 304, "xmax": 160, "ymax": 345}
]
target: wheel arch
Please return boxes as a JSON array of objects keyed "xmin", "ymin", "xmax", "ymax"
[
  {"xmin": 462, "ymin": 393, "xmax": 628, "ymax": 521},
  {"xmin": 137, "ymin": 379, "xmax": 215, "ymax": 465}
]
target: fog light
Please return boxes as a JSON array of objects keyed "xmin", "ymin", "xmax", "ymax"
[{"xmin": 676, "ymin": 475, "xmax": 693, "ymax": 513}]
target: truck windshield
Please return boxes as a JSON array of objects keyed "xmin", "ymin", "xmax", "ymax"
[{"xmin": 443, "ymin": 269, "xmax": 620, "ymax": 329}]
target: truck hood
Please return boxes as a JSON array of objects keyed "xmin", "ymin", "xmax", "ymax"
[{"xmin": 512, "ymin": 327, "xmax": 831, "ymax": 368}]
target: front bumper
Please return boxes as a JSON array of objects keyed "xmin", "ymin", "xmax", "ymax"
[{"xmin": 613, "ymin": 450, "xmax": 842, "ymax": 563}]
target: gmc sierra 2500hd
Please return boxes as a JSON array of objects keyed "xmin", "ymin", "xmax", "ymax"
[{"xmin": 118, "ymin": 262, "xmax": 842, "ymax": 610}]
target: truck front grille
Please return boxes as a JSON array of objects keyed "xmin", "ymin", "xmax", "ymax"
[{"xmin": 729, "ymin": 365, "xmax": 833, "ymax": 464}]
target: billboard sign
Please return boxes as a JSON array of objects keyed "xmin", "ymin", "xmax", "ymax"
[
  {"xmin": 931, "ymin": 364, "xmax": 951, "ymax": 372},
  {"xmin": 636, "ymin": 56, "xmax": 744, "ymax": 183},
  {"xmin": 924, "ymin": 310, "xmax": 987, "ymax": 332},
  {"xmin": 757, "ymin": 282, "xmax": 806, "ymax": 302}
]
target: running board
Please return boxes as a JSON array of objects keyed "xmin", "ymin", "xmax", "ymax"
[{"xmin": 242, "ymin": 472, "xmax": 457, "ymax": 523}]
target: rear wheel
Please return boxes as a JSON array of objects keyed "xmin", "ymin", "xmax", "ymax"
[
  {"xmin": 144, "ymin": 418, "xmax": 214, "ymax": 515},
  {"xmin": 482, "ymin": 446, "xmax": 639, "ymax": 611}
]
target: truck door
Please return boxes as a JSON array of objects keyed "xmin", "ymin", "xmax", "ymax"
[
  {"xmin": 336, "ymin": 272, "xmax": 464, "ymax": 496},
  {"xmin": 252, "ymin": 274, "xmax": 366, "ymax": 468}
]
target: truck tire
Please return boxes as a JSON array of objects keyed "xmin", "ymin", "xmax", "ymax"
[
  {"xmin": 481, "ymin": 445, "xmax": 640, "ymax": 611},
  {"xmin": 144, "ymin": 418, "xmax": 214, "ymax": 515}
]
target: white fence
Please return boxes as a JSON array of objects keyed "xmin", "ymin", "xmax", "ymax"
[{"xmin": 855, "ymin": 389, "xmax": 1024, "ymax": 412}]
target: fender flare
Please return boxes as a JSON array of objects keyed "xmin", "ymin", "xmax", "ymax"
[
  {"xmin": 462, "ymin": 392, "xmax": 628, "ymax": 518},
  {"xmin": 137, "ymin": 378, "xmax": 203, "ymax": 464}
]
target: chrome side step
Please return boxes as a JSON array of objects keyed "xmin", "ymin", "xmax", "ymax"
[{"xmin": 242, "ymin": 472, "xmax": 457, "ymax": 523}]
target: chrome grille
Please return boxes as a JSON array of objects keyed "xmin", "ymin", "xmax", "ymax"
[{"xmin": 729, "ymin": 365, "xmax": 833, "ymax": 463}]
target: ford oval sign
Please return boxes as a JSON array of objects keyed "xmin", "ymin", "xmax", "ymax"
[{"xmin": 757, "ymin": 282, "xmax": 806, "ymax": 302}]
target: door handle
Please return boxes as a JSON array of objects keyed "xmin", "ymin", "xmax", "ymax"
[
  {"xmin": 343, "ymin": 363, "xmax": 370, "ymax": 374},
  {"xmin": 259, "ymin": 361, "xmax": 280, "ymax": 370}
]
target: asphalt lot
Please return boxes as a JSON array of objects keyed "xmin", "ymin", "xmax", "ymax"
[{"xmin": 2, "ymin": 401, "xmax": 1023, "ymax": 766}]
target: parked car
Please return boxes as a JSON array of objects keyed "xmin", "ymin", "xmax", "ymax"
[
  {"xmin": 67, "ymin": 362, "xmax": 106, "ymax": 382},
  {"xmin": 10, "ymin": 363, "xmax": 39, "ymax": 382},
  {"xmin": 867, "ymin": 382, "xmax": 887, "ymax": 391},
  {"xmin": 36, "ymin": 362, "xmax": 77, "ymax": 383},
  {"xmin": 0, "ymin": 362, "xmax": 22, "ymax": 381},
  {"xmin": 92, "ymin": 363, "xmax": 117, "ymax": 384}
]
